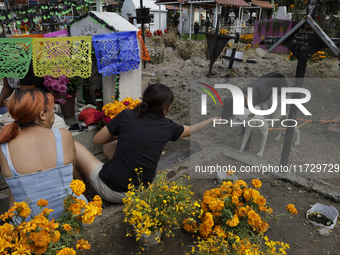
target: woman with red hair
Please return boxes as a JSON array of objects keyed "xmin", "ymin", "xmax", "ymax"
[{"xmin": 0, "ymin": 89, "xmax": 87, "ymax": 220}]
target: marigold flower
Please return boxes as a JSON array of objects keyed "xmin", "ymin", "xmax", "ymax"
[
  {"xmin": 257, "ymin": 196, "xmax": 266, "ymax": 206},
  {"xmin": 286, "ymin": 204, "xmax": 298, "ymax": 214},
  {"xmin": 63, "ymin": 223, "xmax": 72, "ymax": 231},
  {"xmin": 56, "ymin": 247, "xmax": 77, "ymax": 255},
  {"xmin": 37, "ymin": 199, "xmax": 49, "ymax": 207},
  {"xmin": 76, "ymin": 239, "xmax": 91, "ymax": 250},
  {"xmin": 30, "ymin": 230, "xmax": 51, "ymax": 247},
  {"xmin": 251, "ymin": 179, "xmax": 262, "ymax": 189},
  {"xmin": 51, "ymin": 230, "xmax": 61, "ymax": 243},
  {"xmin": 69, "ymin": 179, "xmax": 86, "ymax": 197},
  {"xmin": 14, "ymin": 202, "xmax": 31, "ymax": 218}
]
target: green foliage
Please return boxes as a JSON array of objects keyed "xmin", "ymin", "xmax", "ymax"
[{"xmin": 67, "ymin": 76, "xmax": 82, "ymax": 95}]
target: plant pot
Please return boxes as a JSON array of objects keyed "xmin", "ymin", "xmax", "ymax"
[
  {"xmin": 137, "ymin": 230, "xmax": 161, "ymax": 247},
  {"xmin": 60, "ymin": 95, "xmax": 76, "ymax": 118}
]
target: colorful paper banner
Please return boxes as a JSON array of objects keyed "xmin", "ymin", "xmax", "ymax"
[
  {"xmin": 92, "ymin": 31, "xmax": 140, "ymax": 76},
  {"xmin": 43, "ymin": 30, "xmax": 69, "ymax": 38},
  {"xmin": 32, "ymin": 36, "xmax": 92, "ymax": 78},
  {"xmin": 0, "ymin": 37, "xmax": 33, "ymax": 80}
]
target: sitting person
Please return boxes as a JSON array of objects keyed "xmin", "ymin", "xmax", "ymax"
[
  {"xmin": 0, "ymin": 61, "xmax": 45, "ymax": 113},
  {"xmin": 0, "ymin": 89, "xmax": 87, "ymax": 220},
  {"xmin": 74, "ymin": 83, "xmax": 218, "ymax": 203}
]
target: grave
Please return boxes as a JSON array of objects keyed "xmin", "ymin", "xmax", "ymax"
[{"xmin": 68, "ymin": 11, "xmax": 142, "ymax": 106}]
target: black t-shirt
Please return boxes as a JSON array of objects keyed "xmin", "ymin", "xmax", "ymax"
[{"xmin": 99, "ymin": 109, "xmax": 184, "ymax": 192}]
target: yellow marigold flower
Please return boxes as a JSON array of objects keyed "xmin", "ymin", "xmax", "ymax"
[
  {"xmin": 0, "ymin": 208, "xmax": 15, "ymax": 220},
  {"xmin": 51, "ymin": 230, "xmax": 61, "ymax": 243},
  {"xmin": 11, "ymin": 243, "xmax": 30, "ymax": 254},
  {"xmin": 56, "ymin": 247, "xmax": 77, "ymax": 255},
  {"xmin": 63, "ymin": 223, "xmax": 72, "ymax": 231},
  {"xmin": 76, "ymin": 239, "xmax": 91, "ymax": 250},
  {"xmin": 251, "ymin": 179, "xmax": 262, "ymax": 189},
  {"xmin": 14, "ymin": 202, "xmax": 31, "ymax": 218},
  {"xmin": 70, "ymin": 179, "xmax": 86, "ymax": 197},
  {"xmin": 231, "ymin": 195, "xmax": 239, "ymax": 204},
  {"xmin": 286, "ymin": 204, "xmax": 298, "ymax": 214},
  {"xmin": 37, "ymin": 199, "xmax": 49, "ymax": 207}
]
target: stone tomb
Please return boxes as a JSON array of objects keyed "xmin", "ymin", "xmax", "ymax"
[{"xmin": 69, "ymin": 11, "xmax": 142, "ymax": 105}]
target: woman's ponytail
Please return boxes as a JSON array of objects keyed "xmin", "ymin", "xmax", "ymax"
[
  {"xmin": 135, "ymin": 102, "xmax": 148, "ymax": 118},
  {"xmin": 0, "ymin": 122, "xmax": 20, "ymax": 143}
]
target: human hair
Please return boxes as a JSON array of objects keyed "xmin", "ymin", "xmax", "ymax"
[
  {"xmin": 135, "ymin": 84, "xmax": 174, "ymax": 118},
  {"xmin": 0, "ymin": 89, "xmax": 54, "ymax": 143}
]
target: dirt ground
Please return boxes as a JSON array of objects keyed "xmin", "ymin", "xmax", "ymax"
[{"xmin": 79, "ymin": 40, "xmax": 340, "ymax": 255}]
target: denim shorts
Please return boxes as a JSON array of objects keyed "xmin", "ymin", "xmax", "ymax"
[{"xmin": 89, "ymin": 163, "xmax": 126, "ymax": 203}]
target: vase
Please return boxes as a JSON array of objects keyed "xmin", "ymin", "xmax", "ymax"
[
  {"xmin": 60, "ymin": 95, "xmax": 76, "ymax": 118},
  {"xmin": 137, "ymin": 230, "xmax": 161, "ymax": 247}
]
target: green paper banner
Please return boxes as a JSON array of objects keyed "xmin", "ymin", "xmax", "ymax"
[{"xmin": 0, "ymin": 38, "xmax": 33, "ymax": 80}]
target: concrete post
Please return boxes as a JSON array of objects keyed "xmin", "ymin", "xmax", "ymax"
[{"xmin": 96, "ymin": 0, "xmax": 103, "ymax": 12}]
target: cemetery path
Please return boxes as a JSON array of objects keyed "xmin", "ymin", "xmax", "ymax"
[{"xmin": 79, "ymin": 44, "xmax": 340, "ymax": 254}]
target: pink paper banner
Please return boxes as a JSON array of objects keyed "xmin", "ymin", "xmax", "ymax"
[{"xmin": 43, "ymin": 30, "xmax": 69, "ymax": 38}]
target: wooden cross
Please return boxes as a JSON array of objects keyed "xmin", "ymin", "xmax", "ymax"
[{"xmin": 261, "ymin": 0, "xmax": 340, "ymax": 166}]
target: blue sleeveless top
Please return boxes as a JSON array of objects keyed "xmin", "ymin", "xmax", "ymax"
[{"xmin": 1, "ymin": 128, "xmax": 87, "ymax": 221}]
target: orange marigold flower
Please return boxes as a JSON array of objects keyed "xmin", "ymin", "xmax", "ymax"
[
  {"xmin": 182, "ymin": 218, "xmax": 198, "ymax": 233},
  {"xmin": 287, "ymin": 204, "xmax": 298, "ymax": 214},
  {"xmin": 237, "ymin": 207, "xmax": 247, "ymax": 217},
  {"xmin": 51, "ymin": 230, "xmax": 61, "ymax": 243},
  {"xmin": 30, "ymin": 230, "xmax": 51, "ymax": 247},
  {"xmin": 76, "ymin": 239, "xmax": 91, "ymax": 250},
  {"xmin": 213, "ymin": 225, "xmax": 226, "ymax": 238},
  {"xmin": 257, "ymin": 196, "xmax": 266, "ymax": 206},
  {"xmin": 70, "ymin": 179, "xmax": 86, "ymax": 197},
  {"xmin": 37, "ymin": 199, "xmax": 49, "ymax": 207},
  {"xmin": 226, "ymin": 214, "xmax": 239, "ymax": 227},
  {"xmin": 251, "ymin": 179, "xmax": 262, "ymax": 189},
  {"xmin": 63, "ymin": 223, "xmax": 72, "ymax": 231},
  {"xmin": 57, "ymin": 247, "xmax": 77, "ymax": 255}
]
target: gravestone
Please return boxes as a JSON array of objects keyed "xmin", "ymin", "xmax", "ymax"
[
  {"xmin": 277, "ymin": 6, "xmax": 287, "ymax": 19},
  {"xmin": 69, "ymin": 11, "xmax": 142, "ymax": 105}
]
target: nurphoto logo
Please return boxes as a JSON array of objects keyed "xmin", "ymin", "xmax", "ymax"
[{"xmin": 200, "ymin": 84, "xmax": 312, "ymax": 128}]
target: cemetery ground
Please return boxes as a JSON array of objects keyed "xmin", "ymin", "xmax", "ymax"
[{"xmin": 78, "ymin": 45, "xmax": 340, "ymax": 254}]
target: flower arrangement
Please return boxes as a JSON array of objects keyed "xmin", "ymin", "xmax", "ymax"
[
  {"xmin": 153, "ymin": 29, "xmax": 163, "ymax": 36},
  {"xmin": 123, "ymin": 170, "xmax": 201, "ymax": 243},
  {"xmin": 0, "ymin": 179, "xmax": 102, "ymax": 255},
  {"xmin": 244, "ymin": 44, "xmax": 251, "ymax": 51},
  {"xmin": 288, "ymin": 51, "xmax": 297, "ymax": 61},
  {"xmin": 184, "ymin": 179, "xmax": 297, "ymax": 254},
  {"xmin": 95, "ymin": 97, "xmax": 140, "ymax": 125},
  {"xmin": 240, "ymin": 34, "xmax": 253, "ymax": 44},
  {"xmin": 219, "ymin": 28, "xmax": 229, "ymax": 36},
  {"xmin": 194, "ymin": 21, "xmax": 200, "ymax": 28},
  {"xmin": 145, "ymin": 29, "xmax": 153, "ymax": 37},
  {"xmin": 20, "ymin": 21, "xmax": 30, "ymax": 33},
  {"xmin": 288, "ymin": 4, "xmax": 294, "ymax": 12},
  {"xmin": 309, "ymin": 51, "xmax": 327, "ymax": 63},
  {"xmin": 44, "ymin": 75, "xmax": 82, "ymax": 104}
]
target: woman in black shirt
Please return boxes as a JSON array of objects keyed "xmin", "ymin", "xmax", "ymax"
[{"xmin": 74, "ymin": 84, "xmax": 217, "ymax": 203}]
